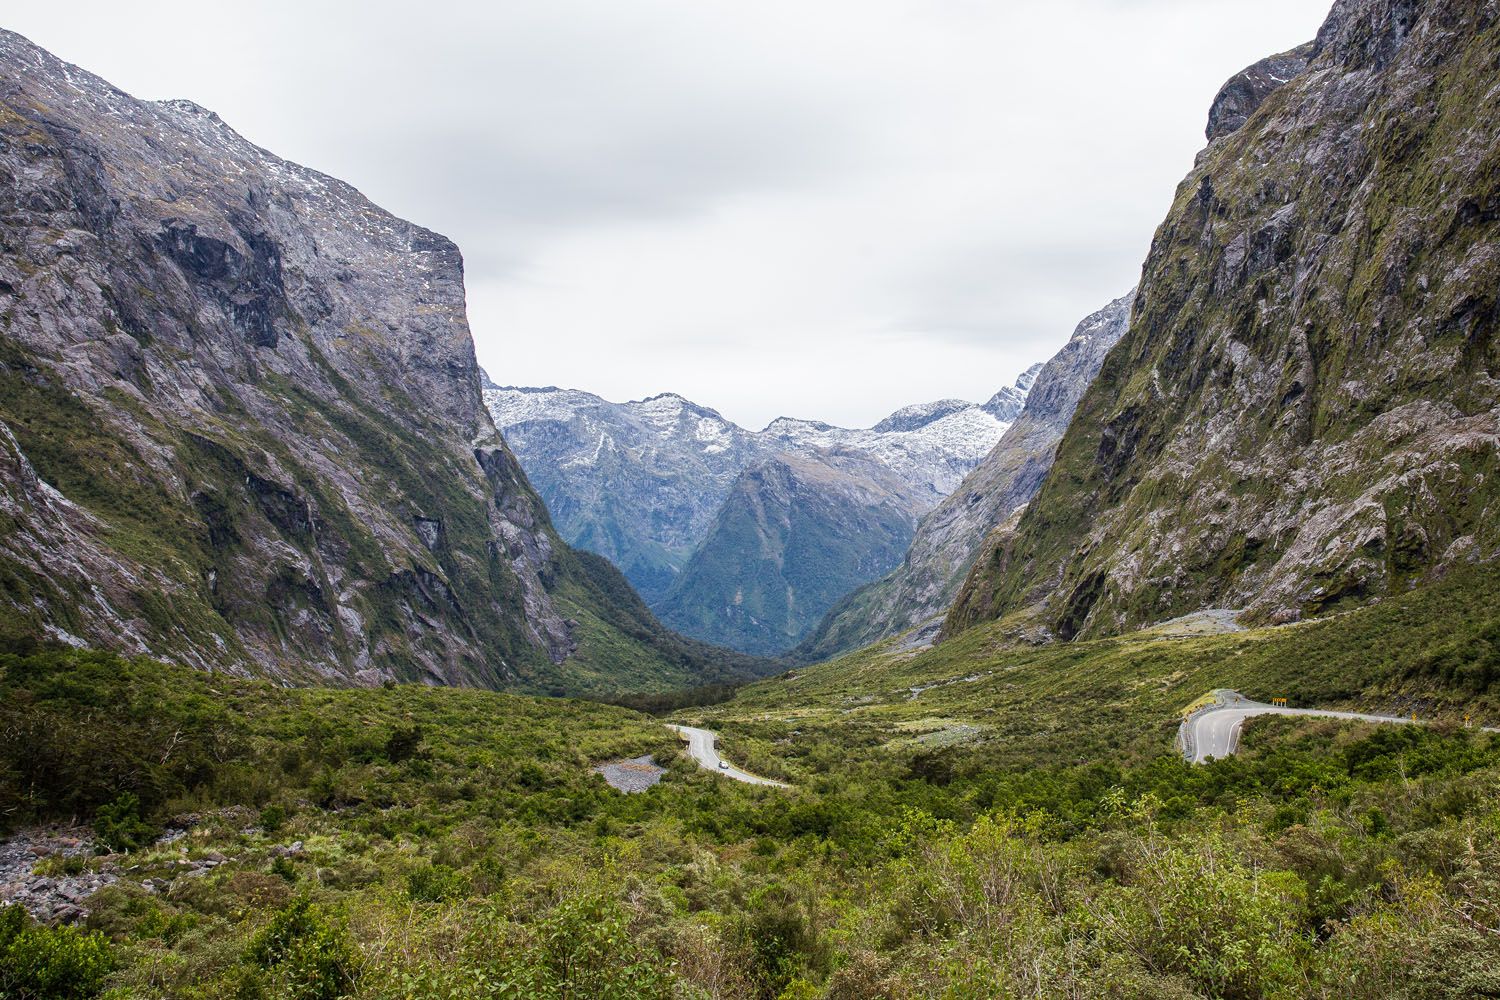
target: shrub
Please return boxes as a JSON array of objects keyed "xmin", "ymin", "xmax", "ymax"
[
  {"xmin": 260, "ymin": 804, "xmax": 288, "ymax": 833},
  {"xmin": 405, "ymin": 863, "xmax": 466, "ymax": 903},
  {"xmin": 271, "ymin": 856, "xmax": 299, "ymax": 884},
  {"xmin": 382, "ymin": 726, "xmax": 424, "ymax": 764},
  {"xmin": 738, "ymin": 883, "xmax": 818, "ymax": 997},
  {"xmin": 92, "ymin": 793, "xmax": 155, "ymax": 854},
  {"xmin": 246, "ymin": 896, "xmax": 359, "ymax": 1000},
  {"xmin": 528, "ymin": 894, "xmax": 676, "ymax": 999},
  {"xmin": 83, "ymin": 884, "xmax": 196, "ymax": 945},
  {"xmin": 1089, "ymin": 834, "xmax": 1313, "ymax": 999},
  {"xmin": 0, "ymin": 904, "xmax": 115, "ymax": 999}
]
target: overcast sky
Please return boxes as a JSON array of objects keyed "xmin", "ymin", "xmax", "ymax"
[{"xmin": 9, "ymin": 1, "xmax": 1328, "ymax": 429}]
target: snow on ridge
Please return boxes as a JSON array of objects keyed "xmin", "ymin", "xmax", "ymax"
[
  {"xmin": 633, "ymin": 393, "xmax": 690, "ymax": 428},
  {"xmin": 486, "ymin": 370, "xmax": 1037, "ymax": 492},
  {"xmin": 484, "ymin": 385, "xmax": 607, "ymax": 426},
  {"xmin": 1014, "ymin": 362, "xmax": 1045, "ymax": 393},
  {"xmin": 695, "ymin": 417, "xmax": 734, "ymax": 448},
  {"xmin": 872, "ymin": 398, "xmax": 974, "ymax": 434}
]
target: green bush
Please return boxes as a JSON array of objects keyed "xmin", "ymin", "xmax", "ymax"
[
  {"xmin": 738, "ymin": 883, "xmax": 818, "ymax": 997},
  {"xmin": 405, "ymin": 863, "xmax": 466, "ymax": 903},
  {"xmin": 260, "ymin": 803, "xmax": 288, "ymax": 833},
  {"xmin": 382, "ymin": 726, "xmax": 424, "ymax": 764},
  {"xmin": 245, "ymin": 896, "xmax": 359, "ymax": 1000},
  {"xmin": 1089, "ymin": 834, "xmax": 1313, "ymax": 999},
  {"xmin": 82, "ymin": 885, "xmax": 196, "ymax": 945},
  {"xmin": 0, "ymin": 904, "xmax": 114, "ymax": 999},
  {"xmin": 92, "ymin": 793, "xmax": 155, "ymax": 854},
  {"xmin": 528, "ymin": 894, "xmax": 677, "ymax": 1000},
  {"xmin": 270, "ymin": 856, "xmax": 299, "ymax": 884}
]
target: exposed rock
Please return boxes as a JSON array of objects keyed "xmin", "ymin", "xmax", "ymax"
[
  {"xmin": 1206, "ymin": 44, "xmax": 1315, "ymax": 141},
  {"xmin": 948, "ymin": 0, "xmax": 1500, "ymax": 641},
  {"xmin": 0, "ymin": 29, "xmax": 762, "ymax": 694},
  {"xmin": 0, "ymin": 829, "xmax": 116, "ymax": 924}
]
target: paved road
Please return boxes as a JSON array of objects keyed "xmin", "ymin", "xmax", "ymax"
[
  {"xmin": 667, "ymin": 724, "xmax": 790, "ymax": 787},
  {"xmin": 1180, "ymin": 689, "xmax": 1425, "ymax": 764}
]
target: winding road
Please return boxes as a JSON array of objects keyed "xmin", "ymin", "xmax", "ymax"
[
  {"xmin": 667, "ymin": 724, "xmax": 790, "ymax": 787},
  {"xmin": 1177, "ymin": 689, "xmax": 1500, "ymax": 763}
]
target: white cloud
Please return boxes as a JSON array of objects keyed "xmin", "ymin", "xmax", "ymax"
[{"xmin": 7, "ymin": 0, "xmax": 1330, "ymax": 427}]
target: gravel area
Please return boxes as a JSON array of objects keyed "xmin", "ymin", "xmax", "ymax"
[
  {"xmin": 593, "ymin": 754, "xmax": 667, "ymax": 793},
  {"xmin": 894, "ymin": 619, "xmax": 945, "ymax": 654},
  {"xmin": 1153, "ymin": 608, "xmax": 1246, "ymax": 637}
]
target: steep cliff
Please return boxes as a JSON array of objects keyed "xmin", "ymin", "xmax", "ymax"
[
  {"xmin": 949, "ymin": 0, "xmax": 1500, "ymax": 640},
  {"xmin": 795, "ymin": 293, "xmax": 1132, "ymax": 661},
  {"xmin": 0, "ymin": 30, "xmax": 763, "ymax": 694}
]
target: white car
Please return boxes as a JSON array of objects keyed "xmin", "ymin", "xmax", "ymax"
[{"xmin": 718, "ymin": 762, "xmax": 728, "ymax": 770}]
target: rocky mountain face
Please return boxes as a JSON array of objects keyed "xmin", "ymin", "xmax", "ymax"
[
  {"xmin": 654, "ymin": 451, "xmax": 921, "ymax": 656},
  {"xmin": 948, "ymin": 0, "xmax": 1500, "ymax": 641},
  {"xmin": 484, "ymin": 370, "xmax": 1037, "ymax": 606},
  {"xmin": 794, "ymin": 292, "xmax": 1133, "ymax": 662},
  {"xmin": 482, "ymin": 383, "xmax": 760, "ymax": 604},
  {"xmin": 0, "ymin": 30, "xmax": 765, "ymax": 695}
]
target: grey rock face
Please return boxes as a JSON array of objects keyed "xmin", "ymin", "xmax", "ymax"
[
  {"xmin": 1206, "ymin": 44, "xmax": 1316, "ymax": 141},
  {"xmin": 0, "ymin": 30, "xmax": 756, "ymax": 693},
  {"xmin": 982, "ymin": 364, "xmax": 1044, "ymax": 423},
  {"xmin": 485, "ymin": 371, "xmax": 1037, "ymax": 606},
  {"xmin": 793, "ymin": 294, "xmax": 1133, "ymax": 662},
  {"xmin": 949, "ymin": 0, "xmax": 1500, "ymax": 640}
]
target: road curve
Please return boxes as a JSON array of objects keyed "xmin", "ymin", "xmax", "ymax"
[
  {"xmin": 667, "ymin": 724, "xmax": 790, "ymax": 787},
  {"xmin": 1180, "ymin": 689, "xmax": 1424, "ymax": 764}
]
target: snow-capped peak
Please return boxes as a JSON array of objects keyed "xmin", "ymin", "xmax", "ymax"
[
  {"xmin": 983, "ymin": 364, "xmax": 1045, "ymax": 422},
  {"xmin": 485, "ymin": 367, "xmax": 1040, "ymax": 500},
  {"xmin": 871, "ymin": 399, "xmax": 974, "ymax": 435}
]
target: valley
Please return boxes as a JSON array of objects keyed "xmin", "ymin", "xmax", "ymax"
[
  {"xmin": 486, "ymin": 369, "xmax": 1040, "ymax": 655},
  {"xmin": 2, "ymin": 0, "xmax": 1499, "ymax": 997},
  {"xmin": 1, "ymin": 564, "xmax": 1496, "ymax": 997}
]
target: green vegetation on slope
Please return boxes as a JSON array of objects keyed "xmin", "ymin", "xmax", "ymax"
[
  {"xmin": 660, "ymin": 456, "xmax": 916, "ymax": 657},
  {"xmin": 949, "ymin": 0, "xmax": 1500, "ymax": 640},
  {"xmin": 0, "ymin": 343, "xmax": 768, "ymax": 697},
  {"xmin": 1, "ymin": 567, "xmax": 1497, "ymax": 997},
  {"xmin": 706, "ymin": 565, "xmax": 1500, "ymax": 778}
]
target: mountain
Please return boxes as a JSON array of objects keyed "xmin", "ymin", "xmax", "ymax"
[
  {"xmin": 484, "ymin": 371, "xmax": 1037, "ymax": 605},
  {"xmin": 481, "ymin": 382, "xmax": 761, "ymax": 604},
  {"xmin": 794, "ymin": 292, "xmax": 1133, "ymax": 661},
  {"xmin": 654, "ymin": 450, "xmax": 925, "ymax": 656},
  {"xmin": 948, "ymin": 0, "xmax": 1500, "ymax": 641},
  {"xmin": 0, "ymin": 30, "xmax": 767, "ymax": 695}
]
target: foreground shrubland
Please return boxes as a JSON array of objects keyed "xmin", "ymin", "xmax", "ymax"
[{"xmin": 1, "ymin": 571, "xmax": 1498, "ymax": 998}]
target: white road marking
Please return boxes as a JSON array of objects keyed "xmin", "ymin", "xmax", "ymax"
[{"xmin": 1179, "ymin": 689, "xmax": 1497, "ymax": 764}]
